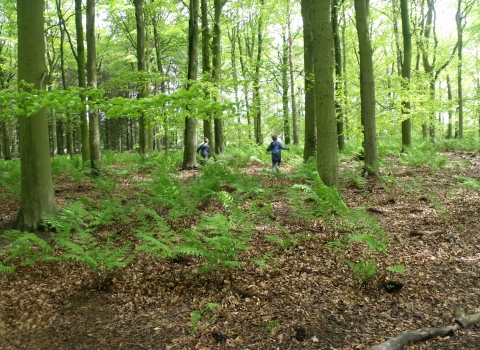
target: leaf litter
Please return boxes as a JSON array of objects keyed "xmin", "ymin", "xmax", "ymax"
[{"xmin": 0, "ymin": 153, "xmax": 479, "ymax": 349}]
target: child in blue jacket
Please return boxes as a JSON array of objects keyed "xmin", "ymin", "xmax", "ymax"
[
  {"xmin": 266, "ymin": 135, "xmax": 289, "ymax": 171},
  {"xmin": 197, "ymin": 138, "xmax": 211, "ymax": 165}
]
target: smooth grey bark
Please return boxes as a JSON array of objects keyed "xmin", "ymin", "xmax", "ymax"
[
  {"xmin": 16, "ymin": 0, "xmax": 57, "ymax": 231},
  {"xmin": 134, "ymin": 0, "xmax": 149, "ymax": 156},
  {"xmin": 455, "ymin": 0, "xmax": 475, "ymax": 139},
  {"xmin": 354, "ymin": 0, "xmax": 378, "ymax": 176},
  {"xmin": 332, "ymin": 0, "xmax": 345, "ymax": 151},
  {"xmin": 182, "ymin": 0, "xmax": 199, "ymax": 169},
  {"xmin": 75, "ymin": 0, "xmax": 90, "ymax": 162},
  {"xmin": 301, "ymin": 0, "xmax": 316, "ymax": 161},
  {"xmin": 400, "ymin": 0, "xmax": 412, "ymax": 149},
  {"xmin": 312, "ymin": 0, "xmax": 338, "ymax": 187},
  {"xmin": 286, "ymin": 0, "xmax": 299, "ymax": 145},
  {"xmin": 212, "ymin": 0, "xmax": 226, "ymax": 155},
  {"xmin": 253, "ymin": 0, "xmax": 265, "ymax": 145},
  {"xmin": 281, "ymin": 31, "xmax": 290, "ymax": 144},
  {"xmin": 86, "ymin": 0, "xmax": 102, "ymax": 176},
  {"xmin": 447, "ymin": 75, "xmax": 453, "ymax": 139},
  {"xmin": 200, "ymin": 0, "xmax": 213, "ymax": 148}
]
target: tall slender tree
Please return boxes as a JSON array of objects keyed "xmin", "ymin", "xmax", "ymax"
[
  {"xmin": 86, "ymin": 0, "xmax": 102, "ymax": 176},
  {"xmin": 286, "ymin": 0, "xmax": 299, "ymax": 145},
  {"xmin": 301, "ymin": 0, "xmax": 316, "ymax": 161},
  {"xmin": 212, "ymin": 0, "xmax": 226, "ymax": 154},
  {"xmin": 455, "ymin": 0, "xmax": 475, "ymax": 139},
  {"xmin": 201, "ymin": 0, "xmax": 213, "ymax": 147},
  {"xmin": 400, "ymin": 0, "xmax": 412, "ymax": 149},
  {"xmin": 75, "ymin": 0, "xmax": 90, "ymax": 162},
  {"xmin": 182, "ymin": 0, "xmax": 199, "ymax": 169},
  {"xmin": 354, "ymin": 0, "xmax": 378, "ymax": 175},
  {"xmin": 332, "ymin": 0, "xmax": 345, "ymax": 151},
  {"xmin": 16, "ymin": 0, "xmax": 57, "ymax": 231}
]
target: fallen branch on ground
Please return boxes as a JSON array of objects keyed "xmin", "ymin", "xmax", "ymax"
[{"xmin": 369, "ymin": 307, "xmax": 480, "ymax": 350}]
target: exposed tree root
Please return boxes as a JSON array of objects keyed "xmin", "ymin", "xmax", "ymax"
[{"xmin": 369, "ymin": 307, "xmax": 480, "ymax": 350}]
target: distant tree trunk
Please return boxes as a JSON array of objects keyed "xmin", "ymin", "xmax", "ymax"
[
  {"xmin": 332, "ymin": 0, "xmax": 345, "ymax": 151},
  {"xmin": 16, "ymin": 0, "xmax": 57, "ymax": 231},
  {"xmin": 75, "ymin": 0, "xmax": 90, "ymax": 162},
  {"xmin": 86, "ymin": 0, "xmax": 102, "ymax": 176},
  {"xmin": 1, "ymin": 120, "xmax": 12, "ymax": 160},
  {"xmin": 400, "ymin": 0, "xmax": 412, "ymax": 149},
  {"xmin": 134, "ymin": 0, "xmax": 149, "ymax": 156},
  {"xmin": 57, "ymin": 122, "xmax": 65, "ymax": 154},
  {"xmin": 212, "ymin": 0, "xmax": 226, "ymax": 155},
  {"xmin": 182, "ymin": 0, "xmax": 199, "ymax": 169},
  {"xmin": 200, "ymin": 0, "xmax": 213, "ymax": 147},
  {"xmin": 237, "ymin": 35, "xmax": 252, "ymax": 140},
  {"xmin": 455, "ymin": 0, "xmax": 475, "ymax": 139},
  {"xmin": 286, "ymin": 0, "xmax": 299, "ymax": 145},
  {"xmin": 253, "ymin": 0, "xmax": 265, "ymax": 145},
  {"xmin": 354, "ymin": 0, "xmax": 378, "ymax": 176},
  {"xmin": 312, "ymin": 0, "xmax": 338, "ymax": 187},
  {"xmin": 281, "ymin": 31, "xmax": 290, "ymax": 144},
  {"xmin": 447, "ymin": 75, "xmax": 454, "ymax": 139},
  {"xmin": 301, "ymin": 0, "xmax": 316, "ymax": 161},
  {"xmin": 228, "ymin": 26, "xmax": 242, "ymax": 139}
]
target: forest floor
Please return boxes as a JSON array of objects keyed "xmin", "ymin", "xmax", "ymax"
[{"xmin": 0, "ymin": 151, "xmax": 479, "ymax": 350}]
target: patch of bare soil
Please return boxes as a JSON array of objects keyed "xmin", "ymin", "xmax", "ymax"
[{"xmin": 0, "ymin": 153, "xmax": 479, "ymax": 350}]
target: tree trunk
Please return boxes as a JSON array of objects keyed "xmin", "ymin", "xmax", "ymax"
[
  {"xmin": 75, "ymin": 0, "xmax": 90, "ymax": 162},
  {"xmin": 312, "ymin": 0, "xmax": 338, "ymax": 187},
  {"xmin": 182, "ymin": 0, "xmax": 199, "ymax": 169},
  {"xmin": 200, "ymin": 0, "xmax": 213, "ymax": 148},
  {"xmin": 400, "ymin": 0, "xmax": 412, "ymax": 150},
  {"xmin": 286, "ymin": 0, "xmax": 299, "ymax": 145},
  {"xmin": 212, "ymin": 0, "xmax": 226, "ymax": 155},
  {"xmin": 332, "ymin": 0, "xmax": 345, "ymax": 151},
  {"xmin": 86, "ymin": 0, "xmax": 102, "ymax": 176},
  {"xmin": 301, "ymin": 0, "xmax": 316, "ymax": 161},
  {"xmin": 2, "ymin": 120, "xmax": 12, "ymax": 160},
  {"xmin": 281, "ymin": 31, "xmax": 290, "ymax": 144},
  {"xmin": 354, "ymin": 0, "xmax": 378, "ymax": 176},
  {"xmin": 135, "ymin": 0, "xmax": 149, "ymax": 156},
  {"xmin": 253, "ymin": 0, "xmax": 265, "ymax": 145},
  {"xmin": 16, "ymin": 0, "xmax": 57, "ymax": 231},
  {"xmin": 447, "ymin": 75, "xmax": 453, "ymax": 139}
]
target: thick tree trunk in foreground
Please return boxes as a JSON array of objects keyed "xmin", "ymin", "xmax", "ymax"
[
  {"xmin": 312, "ymin": 0, "xmax": 338, "ymax": 187},
  {"xmin": 16, "ymin": 0, "xmax": 57, "ymax": 231}
]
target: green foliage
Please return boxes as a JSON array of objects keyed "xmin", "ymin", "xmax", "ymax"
[
  {"xmin": 457, "ymin": 176, "xmax": 480, "ymax": 193},
  {"xmin": 0, "ymin": 159, "xmax": 21, "ymax": 196},
  {"xmin": 292, "ymin": 171, "xmax": 348, "ymax": 216},
  {"xmin": 266, "ymin": 232, "xmax": 298, "ymax": 250},
  {"xmin": 266, "ymin": 320, "xmax": 281, "ymax": 332},
  {"xmin": 0, "ymin": 230, "xmax": 55, "ymax": 271},
  {"xmin": 386, "ymin": 265, "xmax": 405, "ymax": 274},
  {"xmin": 189, "ymin": 302, "xmax": 219, "ymax": 334},
  {"xmin": 343, "ymin": 258, "xmax": 377, "ymax": 284},
  {"xmin": 398, "ymin": 142, "xmax": 448, "ymax": 168},
  {"xmin": 252, "ymin": 251, "xmax": 274, "ymax": 268},
  {"xmin": 50, "ymin": 155, "xmax": 89, "ymax": 181}
]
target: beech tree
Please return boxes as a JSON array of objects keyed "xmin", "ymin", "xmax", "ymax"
[
  {"xmin": 354, "ymin": 0, "xmax": 378, "ymax": 176},
  {"xmin": 16, "ymin": 0, "xmax": 57, "ymax": 231},
  {"xmin": 182, "ymin": 0, "xmax": 199, "ymax": 169},
  {"xmin": 311, "ymin": 0, "xmax": 338, "ymax": 187}
]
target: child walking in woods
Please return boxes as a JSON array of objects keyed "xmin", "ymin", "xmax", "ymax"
[
  {"xmin": 197, "ymin": 138, "xmax": 211, "ymax": 165},
  {"xmin": 266, "ymin": 135, "xmax": 289, "ymax": 172}
]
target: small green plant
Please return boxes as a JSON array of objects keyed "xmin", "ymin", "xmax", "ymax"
[
  {"xmin": 190, "ymin": 302, "xmax": 219, "ymax": 334},
  {"xmin": 266, "ymin": 233, "xmax": 298, "ymax": 249},
  {"xmin": 343, "ymin": 258, "xmax": 377, "ymax": 285},
  {"xmin": 266, "ymin": 320, "xmax": 281, "ymax": 332},
  {"xmin": 252, "ymin": 251, "xmax": 274, "ymax": 268}
]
